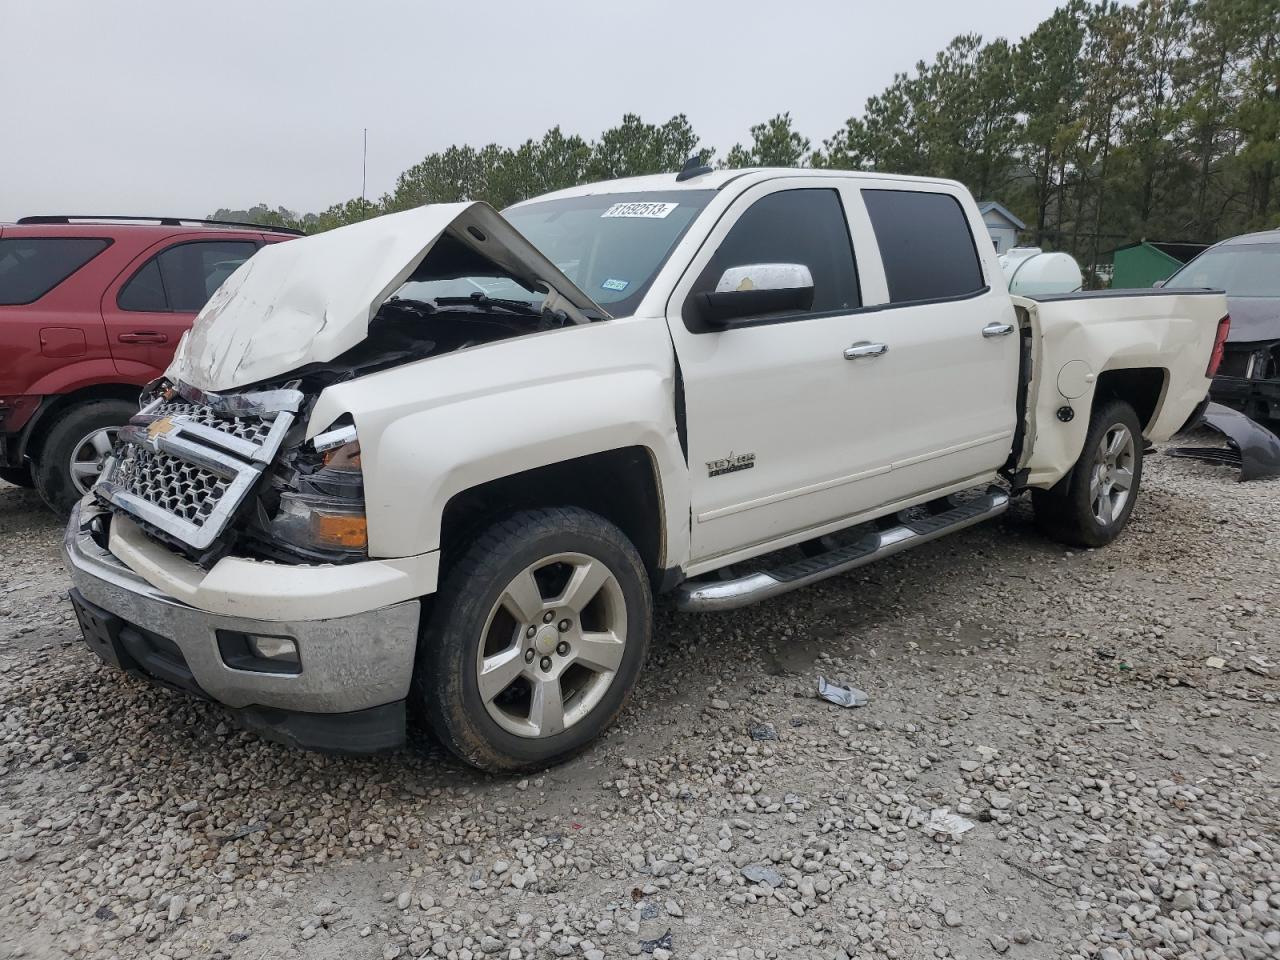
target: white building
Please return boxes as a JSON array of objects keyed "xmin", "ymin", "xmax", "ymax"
[{"xmin": 976, "ymin": 201, "xmax": 1026, "ymax": 254}]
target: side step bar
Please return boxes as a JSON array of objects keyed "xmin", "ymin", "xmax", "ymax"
[{"xmin": 674, "ymin": 487, "xmax": 1010, "ymax": 613}]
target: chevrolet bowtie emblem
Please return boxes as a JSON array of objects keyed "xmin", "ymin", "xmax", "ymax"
[{"xmin": 146, "ymin": 416, "xmax": 176, "ymax": 439}]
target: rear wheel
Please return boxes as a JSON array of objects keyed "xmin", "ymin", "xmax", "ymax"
[
  {"xmin": 1033, "ymin": 399, "xmax": 1144, "ymax": 548},
  {"xmin": 33, "ymin": 400, "xmax": 135, "ymax": 515},
  {"xmin": 417, "ymin": 507, "xmax": 652, "ymax": 772}
]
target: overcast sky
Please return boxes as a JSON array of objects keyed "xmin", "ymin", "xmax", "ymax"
[{"xmin": 2, "ymin": 0, "xmax": 1075, "ymax": 222}]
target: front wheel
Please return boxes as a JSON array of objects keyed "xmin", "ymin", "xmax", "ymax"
[
  {"xmin": 417, "ymin": 507, "xmax": 652, "ymax": 772},
  {"xmin": 1033, "ymin": 399, "xmax": 1144, "ymax": 548}
]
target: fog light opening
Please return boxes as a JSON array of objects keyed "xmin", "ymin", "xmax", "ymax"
[{"xmin": 216, "ymin": 630, "xmax": 302, "ymax": 675}]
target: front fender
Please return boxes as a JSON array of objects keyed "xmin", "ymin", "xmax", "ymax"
[{"xmin": 307, "ymin": 319, "xmax": 689, "ymax": 566}]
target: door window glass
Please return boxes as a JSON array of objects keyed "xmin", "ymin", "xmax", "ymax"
[
  {"xmin": 0, "ymin": 237, "xmax": 110, "ymax": 305},
  {"xmin": 119, "ymin": 240, "xmax": 256, "ymax": 313},
  {"xmin": 117, "ymin": 258, "xmax": 167, "ymax": 311},
  {"xmin": 862, "ymin": 190, "xmax": 984, "ymax": 303},
  {"xmin": 688, "ymin": 189, "xmax": 859, "ymax": 329}
]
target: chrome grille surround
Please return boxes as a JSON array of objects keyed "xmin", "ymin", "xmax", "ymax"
[{"xmin": 95, "ymin": 383, "xmax": 303, "ymax": 551}]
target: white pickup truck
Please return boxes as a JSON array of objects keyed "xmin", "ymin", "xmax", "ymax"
[{"xmin": 63, "ymin": 166, "xmax": 1229, "ymax": 770}]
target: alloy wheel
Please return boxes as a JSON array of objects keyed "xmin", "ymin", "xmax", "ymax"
[
  {"xmin": 1090, "ymin": 422, "xmax": 1135, "ymax": 526},
  {"xmin": 476, "ymin": 553, "xmax": 627, "ymax": 738},
  {"xmin": 68, "ymin": 427, "xmax": 118, "ymax": 495}
]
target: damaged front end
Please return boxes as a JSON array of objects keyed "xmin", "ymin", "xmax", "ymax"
[
  {"xmin": 92, "ymin": 378, "xmax": 369, "ymax": 567},
  {"xmin": 94, "ymin": 199, "xmax": 612, "ymax": 567},
  {"xmin": 95, "ymin": 383, "xmax": 307, "ymax": 563}
]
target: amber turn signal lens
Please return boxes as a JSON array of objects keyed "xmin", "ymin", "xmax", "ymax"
[
  {"xmin": 323, "ymin": 440, "xmax": 361, "ymax": 470},
  {"xmin": 312, "ymin": 512, "xmax": 368, "ymax": 549}
]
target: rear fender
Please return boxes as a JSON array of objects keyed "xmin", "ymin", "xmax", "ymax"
[{"xmin": 1015, "ymin": 292, "xmax": 1222, "ymax": 489}]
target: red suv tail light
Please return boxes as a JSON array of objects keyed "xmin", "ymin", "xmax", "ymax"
[{"xmin": 1206, "ymin": 315, "xmax": 1231, "ymax": 378}]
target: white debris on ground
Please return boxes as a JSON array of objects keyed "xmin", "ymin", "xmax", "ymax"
[{"xmin": 0, "ymin": 449, "xmax": 1277, "ymax": 960}]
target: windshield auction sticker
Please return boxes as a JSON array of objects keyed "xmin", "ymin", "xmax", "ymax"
[{"xmin": 601, "ymin": 201, "xmax": 679, "ymax": 219}]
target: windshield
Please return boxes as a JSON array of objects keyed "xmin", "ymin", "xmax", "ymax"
[
  {"xmin": 392, "ymin": 190, "xmax": 714, "ymax": 316},
  {"xmin": 1165, "ymin": 243, "xmax": 1280, "ymax": 298}
]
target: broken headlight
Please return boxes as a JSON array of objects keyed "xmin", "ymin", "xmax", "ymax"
[{"xmin": 270, "ymin": 422, "xmax": 368, "ymax": 558}]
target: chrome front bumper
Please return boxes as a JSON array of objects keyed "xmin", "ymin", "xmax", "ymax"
[{"xmin": 62, "ymin": 502, "xmax": 421, "ymax": 717}]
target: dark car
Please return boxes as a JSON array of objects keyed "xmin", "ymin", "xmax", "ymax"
[
  {"xmin": 1162, "ymin": 229, "xmax": 1280, "ymax": 423},
  {"xmin": 0, "ymin": 216, "xmax": 300, "ymax": 512}
]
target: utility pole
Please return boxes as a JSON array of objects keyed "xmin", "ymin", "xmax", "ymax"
[{"xmin": 361, "ymin": 128, "xmax": 368, "ymax": 219}]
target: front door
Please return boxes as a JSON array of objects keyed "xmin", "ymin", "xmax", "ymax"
[{"xmin": 665, "ymin": 180, "xmax": 877, "ymax": 563}]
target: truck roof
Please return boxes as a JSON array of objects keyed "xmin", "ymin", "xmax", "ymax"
[{"xmin": 519, "ymin": 167, "xmax": 967, "ymax": 205}]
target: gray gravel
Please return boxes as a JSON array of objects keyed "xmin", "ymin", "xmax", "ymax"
[{"xmin": 1, "ymin": 446, "xmax": 1277, "ymax": 960}]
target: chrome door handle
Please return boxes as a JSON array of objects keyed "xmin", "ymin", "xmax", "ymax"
[
  {"xmin": 844, "ymin": 341, "xmax": 888, "ymax": 360},
  {"xmin": 982, "ymin": 322, "xmax": 1016, "ymax": 338}
]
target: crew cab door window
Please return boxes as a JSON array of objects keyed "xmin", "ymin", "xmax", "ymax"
[
  {"xmin": 862, "ymin": 189, "xmax": 984, "ymax": 303},
  {"xmin": 684, "ymin": 189, "xmax": 859, "ymax": 332}
]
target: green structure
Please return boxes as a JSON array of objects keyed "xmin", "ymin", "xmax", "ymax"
[{"xmin": 1109, "ymin": 240, "xmax": 1207, "ymax": 289}]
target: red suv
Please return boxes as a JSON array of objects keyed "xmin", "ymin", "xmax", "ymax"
[{"xmin": 0, "ymin": 216, "xmax": 299, "ymax": 512}]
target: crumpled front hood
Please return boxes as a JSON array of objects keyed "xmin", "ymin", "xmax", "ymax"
[{"xmin": 168, "ymin": 202, "xmax": 606, "ymax": 392}]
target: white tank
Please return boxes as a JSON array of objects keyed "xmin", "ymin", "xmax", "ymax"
[{"xmin": 999, "ymin": 247, "xmax": 1083, "ymax": 295}]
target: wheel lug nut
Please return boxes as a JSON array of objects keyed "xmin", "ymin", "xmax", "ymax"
[
  {"xmin": 542, "ymin": 611, "xmax": 555, "ymax": 624},
  {"xmin": 558, "ymin": 619, "xmax": 571, "ymax": 632},
  {"xmin": 556, "ymin": 641, "xmax": 570, "ymax": 656},
  {"xmin": 524, "ymin": 649, "xmax": 536, "ymax": 663},
  {"xmin": 540, "ymin": 656, "xmax": 552, "ymax": 672},
  {"xmin": 526, "ymin": 626, "xmax": 536, "ymax": 638}
]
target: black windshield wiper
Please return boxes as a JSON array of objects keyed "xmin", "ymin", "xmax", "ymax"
[
  {"xmin": 383, "ymin": 296, "xmax": 437, "ymax": 314},
  {"xmin": 432, "ymin": 293, "xmax": 543, "ymax": 316}
]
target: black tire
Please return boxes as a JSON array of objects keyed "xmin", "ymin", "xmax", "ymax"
[
  {"xmin": 417, "ymin": 507, "xmax": 652, "ymax": 773},
  {"xmin": 32, "ymin": 400, "xmax": 136, "ymax": 515},
  {"xmin": 1032, "ymin": 399, "xmax": 1144, "ymax": 548},
  {"xmin": 0, "ymin": 465, "xmax": 34, "ymax": 488}
]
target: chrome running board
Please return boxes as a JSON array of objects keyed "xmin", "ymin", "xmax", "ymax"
[{"xmin": 674, "ymin": 486, "xmax": 1010, "ymax": 613}]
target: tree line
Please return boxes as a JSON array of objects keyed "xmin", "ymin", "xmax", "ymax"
[{"xmin": 214, "ymin": 0, "xmax": 1278, "ymax": 282}]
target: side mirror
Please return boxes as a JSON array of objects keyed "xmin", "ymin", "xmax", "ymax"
[
  {"xmin": 1152, "ymin": 279, "xmax": 1166, "ymax": 288},
  {"xmin": 695, "ymin": 263, "xmax": 815, "ymax": 326}
]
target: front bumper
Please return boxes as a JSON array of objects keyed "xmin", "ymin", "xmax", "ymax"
[{"xmin": 62, "ymin": 502, "xmax": 422, "ymax": 753}]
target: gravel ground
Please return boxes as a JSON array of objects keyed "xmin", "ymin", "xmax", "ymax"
[{"xmin": 1, "ymin": 446, "xmax": 1277, "ymax": 960}]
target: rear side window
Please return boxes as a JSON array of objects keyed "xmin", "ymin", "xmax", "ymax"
[
  {"xmin": 0, "ymin": 237, "xmax": 110, "ymax": 305},
  {"xmin": 862, "ymin": 190, "xmax": 984, "ymax": 303},
  {"xmin": 117, "ymin": 258, "xmax": 166, "ymax": 311},
  {"xmin": 691, "ymin": 188, "xmax": 860, "ymax": 326},
  {"xmin": 119, "ymin": 240, "xmax": 256, "ymax": 313}
]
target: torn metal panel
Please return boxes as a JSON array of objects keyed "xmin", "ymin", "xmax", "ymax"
[{"xmin": 1167, "ymin": 402, "xmax": 1280, "ymax": 481}]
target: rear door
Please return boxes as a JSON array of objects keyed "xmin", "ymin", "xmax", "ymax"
[
  {"xmin": 838, "ymin": 185, "xmax": 1020, "ymax": 498},
  {"xmin": 101, "ymin": 236, "xmax": 259, "ymax": 379}
]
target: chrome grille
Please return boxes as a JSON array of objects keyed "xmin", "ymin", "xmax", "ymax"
[
  {"xmin": 148, "ymin": 400, "xmax": 274, "ymax": 446},
  {"xmin": 95, "ymin": 385, "xmax": 303, "ymax": 552},
  {"xmin": 110, "ymin": 446, "xmax": 231, "ymax": 526}
]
